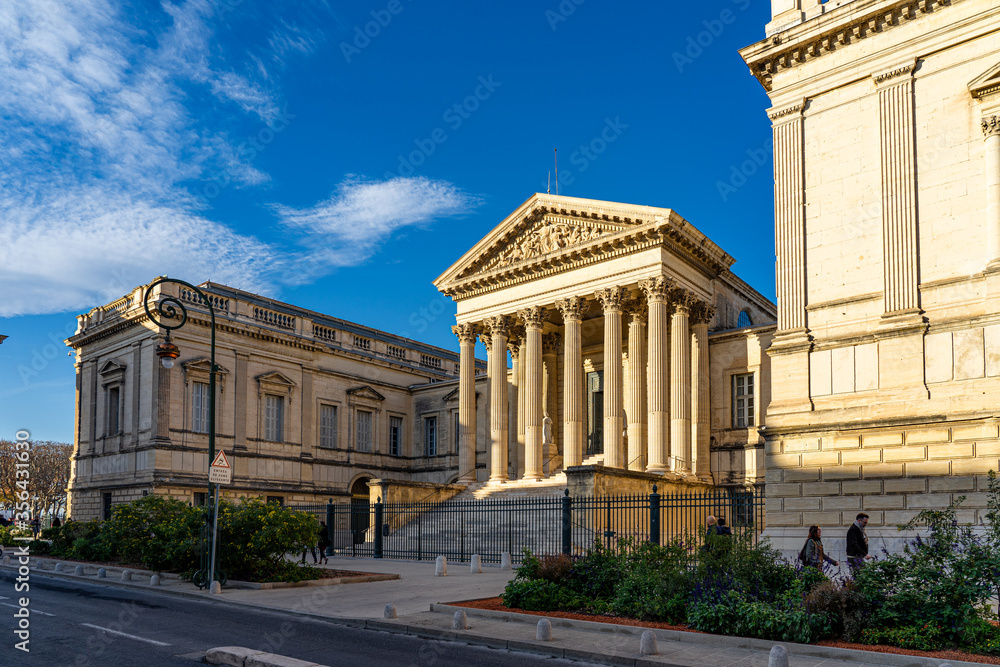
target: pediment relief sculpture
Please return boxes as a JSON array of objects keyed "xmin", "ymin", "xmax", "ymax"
[{"xmin": 490, "ymin": 221, "xmax": 607, "ymax": 270}]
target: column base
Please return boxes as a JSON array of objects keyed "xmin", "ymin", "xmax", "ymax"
[
  {"xmin": 489, "ymin": 474, "xmax": 508, "ymax": 483},
  {"xmin": 521, "ymin": 473, "xmax": 543, "ymax": 481}
]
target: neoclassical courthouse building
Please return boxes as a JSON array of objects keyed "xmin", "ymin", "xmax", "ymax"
[{"xmin": 67, "ymin": 0, "xmax": 1000, "ymax": 556}]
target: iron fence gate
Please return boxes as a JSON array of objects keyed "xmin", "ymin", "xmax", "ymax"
[{"xmin": 293, "ymin": 485, "xmax": 764, "ymax": 565}]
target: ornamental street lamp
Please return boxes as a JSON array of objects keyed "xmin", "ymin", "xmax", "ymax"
[{"xmin": 144, "ymin": 277, "xmax": 222, "ymax": 590}]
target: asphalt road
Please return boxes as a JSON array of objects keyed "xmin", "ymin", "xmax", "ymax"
[{"xmin": 0, "ymin": 571, "xmax": 595, "ymax": 667}]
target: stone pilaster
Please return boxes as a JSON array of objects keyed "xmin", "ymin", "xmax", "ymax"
[
  {"xmin": 484, "ymin": 316, "xmax": 511, "ymax": 482},
  {"xmin": 670, "ymin": 290, "xmax": 694, "ymax": 473},
  {"xmin": 639, "ymin": 277, "xmax": 672, "ymax": 472},
  {"xmin": 983, "ymin": 115, "xmax": 1000, "ymax": 271},
  {"xmin": 518, "ymin": 307, "xmax": 547, "ymax": 479},
  {"xmin": 554, "ymin": 296, "xmax": 588, "ymax": 468},
  {"xmin": 542, "ymin": 332, "xmax": 562, "ymax": 473},
  {"xmin": 452, "ymin": 323, "xmax": 481, "ymax": 482},
  {"xmin": 874, "ymin": 63, "xmax": 921, "ymax": 320},
  {"xmin": 233, "ymin": 351, "xmax": 249, "ymax": 450},
  {"xmin": 770, "ymin": 102, "xmax": 807, "ymax": 337},
  {"xmin": 596, "ymin": 287, "xmax": 628, "ymax": 469},
  {"xmin": 690, "ymin": 302, "xmax": 714, "ymax": 482},
  {"xmin": 624, "ymin": 299, "xmax": 647, "ymax": 471}
]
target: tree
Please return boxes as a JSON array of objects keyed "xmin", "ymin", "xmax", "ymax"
[{"xmin": 0, "ymin": 440, "xmax": 72, "ymax": 517}]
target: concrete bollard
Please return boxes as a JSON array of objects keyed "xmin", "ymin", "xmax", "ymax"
[
  {"xmin": 121, "ymin": 569, "xmax": 132, "ymax": 582},
  {"xmin": 640, "ymin": 630, "xmax": 658, "ymax": 656},
  {"xmin": 32, "ymin": 559, "xmax": 41, "ymax": 569},
  {"xmin": 453, "ymin": 610, "xmax": 468, "ymax": 630},
  {"xmin": 97, "ymin": 568, "xmax": 107, "ymax": 579},
  {"xmin": 500, "ymin": 552, "xmax": 512, "ymax": 570},
  {"xmin": 54, "ymin": 562, "xmax": 63, "ymax": 572},
  {"xmin": 384, "ymin": 603, "xmax": 398, "ymax": 619},
  {"xmin": 536, "ymin": 618, "xmax": 553, "ymax": 641},
  {"xmin": 435, "ymin": 555, "xmax": 447, "ymax": 576},
  {"xmin": 74, "ymin": 565, "xmax": 84, "ymax": 576},
  {"xmin": 210, "ymin": 581, "xmax": 221, "ymax": 594},
  {"xmin": 2, "ymin": 555, "xmax": 9, "ymax": 566},
  {"xmin": 769, "ymin": 644, "xmax": 788, "ymax": 667},
  {"xmin": 150, "ymin": 574, "xmax": 160, "ymax": 586},
  {"xmin": 470, "ymin": 554, "xmax": 482, "ymax": 574}
]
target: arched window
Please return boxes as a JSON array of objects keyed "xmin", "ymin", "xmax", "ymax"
[{"xmin": 737, "ymin": 310, "xmax": 752, "ymax": 328}]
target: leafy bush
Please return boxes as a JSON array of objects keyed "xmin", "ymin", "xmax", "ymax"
[
  {"xmin": 501, "ymin": 578, "xmax": 588, "ymax": 611},
  {"xmin": 562, "ymin": 539, "xmax": 625, "ymax": 601},
  {"xmin": 0, "ymin": 525, "xmax": 33, "ymax": 546},
  {"xmin": 861, "ymin": 623, "xmax": 947, "ymax": 652},
  {"xmin": 688, "ymin": 588, "xmax": 832, "ymax": 644},
  {"xmin": 217, "ymin": 498, "xmax": 317, "ymax": 581},
  {"xmin": 611, "ymin": 540, "xmax": 691, "ymax": 623},
  {"xmin": 960, "ymin": 616, "xmax": 1000, "ymax": 655},
  {"xmin": 100, "ymin": 495, "xmax": 203, "ymax": 572}
]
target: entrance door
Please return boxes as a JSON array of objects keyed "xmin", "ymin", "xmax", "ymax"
[
  {"xmin": 586, "ymin": 371, "xmax": 604, "ymax": 456},
  {"xmin": 349, "ymin": 478, "xmax": 370, "ymax": 545}
]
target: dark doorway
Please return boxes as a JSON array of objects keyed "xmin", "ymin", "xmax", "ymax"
[
  {"xmin": 102, "ymin": 492, "xmax": 112, "ymax": 520},
  {"xmin": 349, "ymin": 478, "xmax": 370, "ymax": 545},
  {"xmin": 587, "ymin": 371, "xmax": 604, "ymax": 456}
]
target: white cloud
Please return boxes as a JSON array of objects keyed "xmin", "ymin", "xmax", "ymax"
[{"xmin": 273, "ymin": 177, "xmax": 478, "ymax": 282}]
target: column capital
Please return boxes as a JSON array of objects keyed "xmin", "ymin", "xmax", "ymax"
[
  {"xmin": 638, "ymin": 276, "xmax": 673, "ymax": 303},
  {"xmin": 690, "ymin": 302, "xmax": 716, "ymax": 326},
  {"xmin": 595, "ymin": 286, "xmax": 629, "ymax": 312},
  {"xmin": 670, "ymin": 288, "xmax": 698, "ymax": 315},
  {"xmin": 451, "ymin": 323, "xmax": 481, "ymax": 344},
  {"xmin": 554, "ymin": 296, "xmax": 590, "ymax": 321},
  {"xmin": 983, "ymin": 115, "xmax": 1000, "ymax": 139},
  {"xmin": 517, "ymin": 306, "xmax": 548, "ymax": 330},
  {"xmin": 478, "ymin": 334, "xmax": 493, "ymax": 352},
  {"xmin": 542, "ymin": 332, "xmax": 562, "ymax": 355},
  {"xmin": 623, "ymin": 297, "xmax": 648, "ymax": 326},
  {"xmin": 484, "ymin": 315, "xmax": 512, "ymax": 337}
]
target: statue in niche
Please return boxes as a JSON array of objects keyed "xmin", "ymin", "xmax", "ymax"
[{"xmin": 542, "ymin": 412, "xmax": 553, "ymax": 447}]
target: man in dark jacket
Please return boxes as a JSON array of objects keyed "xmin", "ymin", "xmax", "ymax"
[{"xmin": 846, "ymin": 512, "xmax": 871, "ymax": 568}]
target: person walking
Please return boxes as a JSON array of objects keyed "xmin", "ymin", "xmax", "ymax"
[
  {"xmin": 30, "ymin": 516, "xmax": 40, "ymax": 537},
  {"xmin": 716, "ymin": 517, "xmax": 732, "ymax": 536},
  {"xmin": 801, "ymin": 525, "xmax": 838, "ymax": 570},
  {"xmin": 846, "ymin": 512, "xmax": 871, "ymax": 568},
  {"xmin": 317, "ymin": 521, "xmax": 331, "ymax": 565}
]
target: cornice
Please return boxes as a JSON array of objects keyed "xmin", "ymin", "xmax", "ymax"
[{"xmin": 740, "ymin": 0, "xmax": 959, "ymax": 93}]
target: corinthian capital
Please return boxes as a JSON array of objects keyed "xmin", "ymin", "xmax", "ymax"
[
  {"xmin": 983, "ymin": 115, "xmax": 1000, "ymax": 138},
  {"xmin": 595, "ymin": 286, "xmax": 629, "ymax": 312},
  {"xmin": 452, "ymin": 323, "xmax": 481, "ymax": 344},
  {"xmin": 670, "ymin": 288, "xmax": 698, "ymax": 315},
  {"xmin": 638, "ymin": 276, "xmax": 673, "ymax": 302},
  {"xmin": 517, "ymin": 306, "xmax": 548, "ymax": 330},
  {"xmin": 554, "ymin": 296, "xmax": 589, "ymax": 321},
  {"xmin": 479, "ymin": 333, "xmax": 493, "ymax": 352},
  {"xmin": 622, "ymin": 297, "xmax": 648, "ymax": 326},
  {"xmin": 483, "ymin": 315, "xmax": 511, "ymax": 337},
  {"xmin": 542, "ymin": 332, "xmax": 563, "ymax": 355},
  {"xmin": 690, "ymin": 302, "xmax": 716, "ymax": 325}
]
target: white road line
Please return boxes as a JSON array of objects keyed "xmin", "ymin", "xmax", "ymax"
[
  {"xmin": 80, "ymin": 623, "xmax": 170, "ymax": 647},
  {"xmin": 0, "ymin": 602, "xmax": 54, "ymax": 616}
]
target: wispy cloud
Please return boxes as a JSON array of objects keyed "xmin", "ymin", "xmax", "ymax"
[{"xmin": 273, "ymin": 177, "xmax": 478, "ymax": 282}]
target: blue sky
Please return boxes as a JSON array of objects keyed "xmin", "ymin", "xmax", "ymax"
[{"xmin": 0, "ymin": 0, "xmax": 776, "ymax": 443}]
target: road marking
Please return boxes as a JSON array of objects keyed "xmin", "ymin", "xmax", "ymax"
[
  {"xmin": 80, "ymin": 623, "xmax": 170, "ymax": 646},
  {"xmin": 0, "ymin": 602, "xmax": 54, "ymax": 616}
]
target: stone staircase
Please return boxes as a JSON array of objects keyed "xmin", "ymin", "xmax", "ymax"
[{"xmin": 459, "ymin": 452, "xmax": 605, "ymax": 500}]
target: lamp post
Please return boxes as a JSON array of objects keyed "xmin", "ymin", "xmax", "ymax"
[{"xmin": 143, "ymin": 277, "xmax": 220, "ymax": 589}]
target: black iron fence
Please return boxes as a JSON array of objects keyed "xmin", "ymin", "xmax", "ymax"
[{"xmin": 294, "ymin": 485, "xmax": 764, "ymax": 565}]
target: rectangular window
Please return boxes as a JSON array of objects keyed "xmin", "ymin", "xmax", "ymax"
[
  {"xmin": 424, "ymin": 416, "xmax": 437, "ymax": 457},
  {"xmin": 193, "ymin": 492, "xmax": 208, "ymax": 507},
  {"xmin": 266, "ymin": 495, "xmax": 284, "ymax": 506},
  {"xmin": 389, "ymin": 416, "xmax": 402, "ymax": 456},
  {"xmin": 192, "ymin": 381, "xmax": 210, "ymax": 433},
  {"xmin": 102, "ymin": 492, "xmax": 113, "ymax": 520},
  {"xmin": 319, "ymin": 404, "xmax": 338, "ymax": 448},
  {"xmin": 265, "ymin": 394, "xmax": 284, "ymax": 441},
  {"xmin": 732, "ymin": 373, "xmax": 755, "ymax": 428},
  {"xmin": 453, "ymin": 412, "xmax": 460, "ymax": 454},
  {"xmin": 107, "ymin": 386, "xmax": 120, "ymax": 435},
  {"xmin": 356, "ymin": 410, "xmax": 372, "ymax": 452}
]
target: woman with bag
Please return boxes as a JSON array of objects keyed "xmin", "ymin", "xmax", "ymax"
[{"xmin": 800, "ymin": 525, "xmax": 839, "ymax": 570}]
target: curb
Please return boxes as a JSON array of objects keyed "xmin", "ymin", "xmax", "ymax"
[
  {"xmin": 206, "ymin": 645, "xmax": 329, "ymax": 667},
  {"xmin": 234, "ymin": 573, "xmax": 399, "ymax": 589}
]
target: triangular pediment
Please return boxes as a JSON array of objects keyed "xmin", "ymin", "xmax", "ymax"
[
  {"xmin": 182, "ymin": 357, "xmax": 229, "ymax": 376},
  {"xmin": 434, "ymin": 194, "xmax": 656, "ymax": 288},
  {"xmin": 443, "ymin": 387, "xmax": 481, "ymax": 403},
  {"xmin": 346, "ymin": 385, "xmax": 385, "ymax": 402},
  {"xmin": 256, "ymin": 371, "xmax": 296, "ymax": 387},
  {"xmin": 970, "ymin": 62, "xmax": 1000, "ymax": 99},
  {"xmin": 99, "ymin": 360, "xmax": 126, "ymax": 376}
]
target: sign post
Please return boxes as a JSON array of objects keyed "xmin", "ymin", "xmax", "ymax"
[{"xmin": 208, "ymin": 451, "xmax": 232, "ymax": 592}]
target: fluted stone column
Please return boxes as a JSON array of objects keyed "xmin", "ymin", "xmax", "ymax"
[
  {"xmin": 555, "ymin": 297, "xmax": 587, "ymax": 468},
  {"xmin": 690, "ymin": 304, "xmax": 714, "ymax": 482},
  {"xmin": 479, "ymin": 333, "xmax": 493, "ymax": 479},
  {"xmin": 484, "ymin": 316, "xmax": 510, "ymax": 482},
  {"xmin": 670, "ymin": 291, "xmax": 694, "ymax": 473},
  {"xmin": 984, "ymin": 115, "xmax": 1000, "ymax": 271},
  {"xmin": 542, "ymin": 333, "xmax": 561, "ymax": 474},
  {"xmin": 452, "ymin": 323, "xmax": 480, "ymax": 482},
  {"xmin": 640, "ymin": 278, "xmax": 672, "ymax": 472},
  {"xmin": 596, "ymin": 287, "xmax": 628, "ymax": 469},
  {"xmin": 507, "ymin": 329, "xmax": 522, "ymax": 480},
  {"xmin": 518, "ymin": 307, "xmax": 547, "ymax": 480},
  {"xmin": 624, "ymin": 299, "xmax": 647, "ymax": 472}
]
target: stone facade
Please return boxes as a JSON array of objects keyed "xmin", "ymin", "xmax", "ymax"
[
  {"xmin": 65, "ymin": 279, "xmax": 487, "ymax": 520},
  {"xmin": 741, "ymin": 0, "xmax": 1000, "ymax": 555},
  {"xmin": 435, "ymin": 194, "xmax": 777, "ymax": 490}
]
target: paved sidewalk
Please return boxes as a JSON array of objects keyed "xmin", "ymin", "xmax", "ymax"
[{"xmin": 4, "ymin": 556, "xmax": 990, "ymax": 667}]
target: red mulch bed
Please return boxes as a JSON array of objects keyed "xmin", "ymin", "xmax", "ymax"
[
  {"xmin": 455, "ymin": 598, "xmax": 1000, "ymax": 665},
  {"xmin": 314, "ymin": 569, "xmax": 379, "ymax": 579}
]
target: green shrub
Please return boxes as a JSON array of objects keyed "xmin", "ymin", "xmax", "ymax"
[
  {"xmin": 26, "ymin": 539, "xmax": 50, "ymax": 555},
  {"xmin": 100, "ymin": 495, "xmax": 203, "ymax": 571},
  {"xmin": 0, "ymin": 525, "xmax": 32, "ymax": 546},
  {"xmin": 562, "ymin": 539, "xmax": 627, "ymax": 601},
  {"xmin": 610, "ymin": 540, "xmax": 691, "ymax": 623},
  {"xmin": 217, "ymin": 498, "xmax": 317, "ymax": 581},
  {"xmin": 861, "ymin": 623, "xmax": 948, "ymax": 652},
  {"xmin": 688, "ymin": 588, "xmax": 832, "ymax": 644},
  {"xmin": 501, "ymin": 578, "xmax": 588, "ymax": 611},
  {"xmin": 960, "ymin": 616, "xmax": 1000, "ymax": 655}
]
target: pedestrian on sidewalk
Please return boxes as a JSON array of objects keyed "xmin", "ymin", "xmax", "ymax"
[
  {"xmin": 800, "ymin": 525, "xmax": 838, "ymax": 570},
  {"xmin": 846, "ymin": 512, "xmax": 871, "ymax": 570},
  {"xmin": 318, "ymin": 521, "xmax": 331, "ymax": 565}
]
